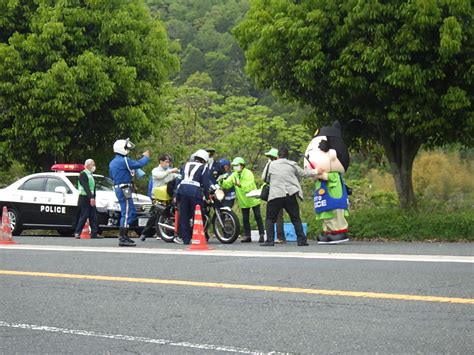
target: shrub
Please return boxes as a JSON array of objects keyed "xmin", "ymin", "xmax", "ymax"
[
  {"xmin": 363, "ymin": 149, "xmax": 474, "ymax": 210},
  {"xmin": 347, "ymin": 208, "xmax": 473, "ymax": 242}
]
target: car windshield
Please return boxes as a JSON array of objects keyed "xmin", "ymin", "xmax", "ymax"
[{"xmin": 66, "ymin": 175, "xmax": 114, "ymax": 192}]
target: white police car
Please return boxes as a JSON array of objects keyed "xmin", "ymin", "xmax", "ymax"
[{"xmin": 0, "ymin": 164, "xmax": 152, "ymax": 236}]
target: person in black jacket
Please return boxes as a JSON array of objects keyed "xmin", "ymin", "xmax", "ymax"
[
  {"xmin": 74, "ymin": 159, "xmax": 101, "ymax": 239},
  {"xmin": 263, "ymin": 148, "xmax": 286, "ymax": 243}
]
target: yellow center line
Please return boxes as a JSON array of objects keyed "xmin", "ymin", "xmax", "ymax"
[{"xmin": 1, "ymin": 269, "xmax": 473, "ymax": 305}]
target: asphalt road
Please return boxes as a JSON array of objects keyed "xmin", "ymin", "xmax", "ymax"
[{"xmin": 0, "ymin": 236, "xmax": 473, "ymax": 354}]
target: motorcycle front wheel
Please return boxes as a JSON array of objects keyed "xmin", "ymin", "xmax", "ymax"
[
  {"xmin": 157, "ymin": 214, "xmax": 176, "ymax": 243},
  {"xmin": 212, "ymin": 209, "xmax": 240, "ymax": 244}
]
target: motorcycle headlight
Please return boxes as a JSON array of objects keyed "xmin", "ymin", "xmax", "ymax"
[{"xmin": 215, "ymin": 189, "xmax": 225, "ymax": 201}]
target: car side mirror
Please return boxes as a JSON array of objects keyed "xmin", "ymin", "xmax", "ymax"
[{"xmin": 55, "ymin": 186, "xmax": 67, "ymax": 194}]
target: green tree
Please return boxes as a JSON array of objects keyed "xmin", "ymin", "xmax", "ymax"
[
  {"xmin": 209, "ymin": 96, "xmax": 310, "ymax": 169},
  {"xmin": 234, "ymin": 0, "xmax": 473, "ymax": 208},
  {"xmin": 147, "ymin": 84, "xmax": 222, "ymax": 163},
  {"xmin": 141, "ymin": 84, "xmax": 310, "ymax": 170},
  {"xmin": 166, "ymin": 18, "xmax": 194, "ymax": 47},
  {"xmin": 147, "ymin": 0, "xmax": 254, "ymax": 96},
  {"xmin": 184, "ymin": 71, "xmax": 214, "ymax": 90},
  {"xmin": 205, "ymin": 51, "xmax": 231, "ymax": 91},
  {"xmin": 0, "ymin": 0, "xmax": 178, "ymax": 171},
  {"xmin": 179, "ymin": 45, "xmax": 206, "ymax": 82}
]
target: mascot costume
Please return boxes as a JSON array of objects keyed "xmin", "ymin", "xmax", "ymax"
[{"xmin": 304, "ymin": 121, "xmax": 350, "ymax": 244}]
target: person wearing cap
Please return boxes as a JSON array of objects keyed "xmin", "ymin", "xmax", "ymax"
[
  {"xmin": 176, "ymin": 149, "xmax": 211, "ymax": 245},
  {"xmin": 220, "ymin": 157, "xmax": 265, "ymax": 243},
  {"xmin": 261, "ymin": 147, "xmax": 317, "ymax": 247},
  {"xmin": 217, "ymin": 158, "xmax": 236, "ymax": 208},
  {"xmin": 140, "ymin": 154, "xmax": 180, "ymax": 241},
  {"xmin": 262, "ymin": 148, "xmax": 286, "ymax": 244},
  {"xmin": 206, "ymin": 147, "xmax": 221, "ymax": 185}
]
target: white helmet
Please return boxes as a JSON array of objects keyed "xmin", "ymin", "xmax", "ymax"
[
  {"xmin": 113, "ymin": 138, "xmax": 135, "ymax": 155},
  {"xmin": 193, "ymin": 149, "xmax": 209, "ymax": 163}
]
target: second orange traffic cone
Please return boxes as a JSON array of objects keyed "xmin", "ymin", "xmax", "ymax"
[
  {"xmin": 0, "ymin": 206, "xmax": 16, "ymax": 245},
  {"xmin": 188, "ymin": 205, "xmax": 211, "ymax": 251},
  {"xmin": 80, "ymin": 219, "xmax": 91, "ymax": 239}
]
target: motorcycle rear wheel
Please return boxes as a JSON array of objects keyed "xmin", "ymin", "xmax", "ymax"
[{"xmin": 157, "ymin": 214, "xmax": 176, "ymax": 243}]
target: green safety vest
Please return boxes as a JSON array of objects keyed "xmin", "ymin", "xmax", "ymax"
[{"xmin": 78, "ymin": 169, "xmax": 95, "ymax": 196}]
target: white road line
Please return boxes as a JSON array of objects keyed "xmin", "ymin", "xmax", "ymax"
[
  {"xmin": 0, "ymin": 321, "xmax": 275, "ymax": 354},
  {"xmin": 0, "ymin": 244, "xmax": 472, "ymax": 263}
]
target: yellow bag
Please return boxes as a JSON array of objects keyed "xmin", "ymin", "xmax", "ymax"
[{"xmin": 152, "ymin": 185, "xmax": 171, "ymax": 201}]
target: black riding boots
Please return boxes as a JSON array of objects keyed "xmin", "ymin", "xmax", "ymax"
[{"xmin": 118, "ymin": 228, "xmax": 136, "ymax": 247}]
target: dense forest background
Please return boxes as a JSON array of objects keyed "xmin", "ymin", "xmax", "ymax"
[{"xmin": 141, "ymin": 0, "xmax": 312, "ymax": 168}]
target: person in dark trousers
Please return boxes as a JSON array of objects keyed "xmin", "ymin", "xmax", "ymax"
[
  {"xmin": 261, "ymin": 148, "xmax": 317, "ymax": 247},
  {"xmin": 176, "ymin": 149, "xmax": 211, "ymax": 245},
  {"xmin": 220, "ymin": 157, "xmax": 265, "ymax": 243},
  {"xmin": 74, "ymin": 159, "xmax": 101, "ymax": 239},
  {"xmin": 262, "ymin": 148, "xmax": 286, "ymax": 243}
]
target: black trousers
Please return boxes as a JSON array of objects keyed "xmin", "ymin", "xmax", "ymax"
[
  {"xmin": 265, "ymin": 194, "xmax": 306, "ymax": 243},
  {"xmin": 276, "ymin": 209, "xmax": 285, "ymax": 240},
  {"xmin": 178, "ymin": 195, "xmax": 204, "ymax": 245},
  {"xmin": 74, "ymin": 195, "xmax": 98, "ymax": 237},
  {"xmin": 241, "ymin": 205, "xmax": 265, "ymax": 237}
]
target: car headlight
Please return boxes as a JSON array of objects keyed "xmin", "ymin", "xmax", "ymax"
[
  {"xmin": 108, "ymin": 202, "xmax": 121, "ymax": 211},
  {"xmin": 95, "ymin": 199, "xmax": 108, "ymax": 209}
]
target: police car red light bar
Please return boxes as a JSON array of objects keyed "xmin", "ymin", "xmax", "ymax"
[{"xmin": 51, "ymin": 164, "xmax": 85, "ymax": 172}]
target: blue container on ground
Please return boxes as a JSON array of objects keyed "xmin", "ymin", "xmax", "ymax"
[{"xmin": 274, "ymin": 223, "xmax": 307, "ymax": 242}]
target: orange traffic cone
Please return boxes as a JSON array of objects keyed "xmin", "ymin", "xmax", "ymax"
[
  {"xmin": 80, "ymin": 219, "xmax": 91, "ymax": 239},
  {"xmin": 188, "ymin": 205, "xmax": 211, "ymax": 251},
  {"xmin": 0, "ymin": 206, "xmax": 16, "ymax": 245}
]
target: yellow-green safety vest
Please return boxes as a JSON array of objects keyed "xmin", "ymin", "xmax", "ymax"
[{"xmin": 78, "ymin": 169, "xmax": 95, "ymax": 196}]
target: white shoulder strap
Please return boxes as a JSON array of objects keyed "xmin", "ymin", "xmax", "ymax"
[
  {"xmin": 124, "ymin": 157, "xmax": 135, "ymax": 176},
  {"xmin": 184, "ymin": 162, "xmax": 202, "ymax": 181}
]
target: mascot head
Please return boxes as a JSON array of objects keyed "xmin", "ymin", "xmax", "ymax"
[{"xmin": 304, "ymin": 120, "xmax": 350, "ymax": 175}]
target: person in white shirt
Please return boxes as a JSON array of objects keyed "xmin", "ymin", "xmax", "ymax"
[{"xmin": 140, "ymin": 154, "xmax": 180, "ymax": 241}]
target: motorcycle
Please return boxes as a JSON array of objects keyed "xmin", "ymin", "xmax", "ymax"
[{"xmin": 155, "ymin": 184, "xmax": 240, "ymax": 244}]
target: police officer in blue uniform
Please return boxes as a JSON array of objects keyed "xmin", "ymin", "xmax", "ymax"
[
  {"xmin": 176, "ymin": 149, "xmax": 211, "ymax": 245},
  {"xmin": 109, "ymin": 138, "xmax": 150, "ymax": 247}
]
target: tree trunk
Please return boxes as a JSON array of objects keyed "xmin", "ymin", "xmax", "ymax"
[{"xmin": 380, "ymin": 133, "xmax": 421, "ymax": 209}]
